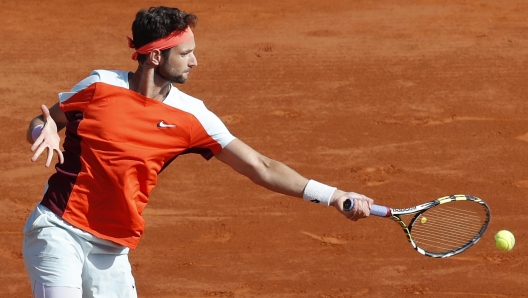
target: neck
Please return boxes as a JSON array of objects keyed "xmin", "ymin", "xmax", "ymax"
[{"xmin": 129, "ymin": 65, "xmax": 172, "ymax": 102}]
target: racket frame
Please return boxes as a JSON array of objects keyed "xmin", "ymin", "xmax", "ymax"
[{"xmin": 345, "ymin": 194, "xmax": 491, "ymax": 258}]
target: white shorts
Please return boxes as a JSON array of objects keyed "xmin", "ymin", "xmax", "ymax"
[{"xmin": 22, "ymin": 204, "xmax": 137, "ymax": 298}]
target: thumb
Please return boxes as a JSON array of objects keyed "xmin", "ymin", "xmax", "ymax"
[{"xmin": 40, "ymin": 104, "xmax": 51, "ymax": 118}]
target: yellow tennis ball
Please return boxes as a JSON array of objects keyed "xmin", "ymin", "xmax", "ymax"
[
  {"xmin": 420, "ymin": 217, "xmax": 427, "ymax": 224},
  {"xmin": 495, "ymin": 230, "xmax": 515, "ymax": 251}
]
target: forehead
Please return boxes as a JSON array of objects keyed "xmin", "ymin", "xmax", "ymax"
[{"xmin": 172, "ymin": 38, "xmax": 196, "ymax": 53}]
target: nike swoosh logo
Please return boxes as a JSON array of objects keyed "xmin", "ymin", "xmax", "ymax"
[{"xmin": 157, "ymin": 121, "xmax": 176, "ymax": 128}]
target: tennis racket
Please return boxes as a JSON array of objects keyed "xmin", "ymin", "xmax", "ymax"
[{"xmin": 343, "ymin": 194, "xmax": 491, "ymax": 258}]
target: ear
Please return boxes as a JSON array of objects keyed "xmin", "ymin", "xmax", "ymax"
[{"xmin": 147, "ymin": 49, "xmax": 162, "ymax": 66}]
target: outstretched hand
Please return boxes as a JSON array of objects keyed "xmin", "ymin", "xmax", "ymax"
[
  {"xmin": 30, "ymin": 104, "xmax": 64, "ymax": 167},
  {"xmin": 331, "ymin": 191, "xmax": 373, "ymax": 221}
]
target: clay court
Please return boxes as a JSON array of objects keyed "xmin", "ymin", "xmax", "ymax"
[{"xmin": 1, "ymin": 0, "xmax": 527, "ymax": 297}]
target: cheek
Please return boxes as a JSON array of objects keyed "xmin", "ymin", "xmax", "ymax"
[{"xmin": 171, "ymin": 57, "xmax": 188, "ymax": 70}]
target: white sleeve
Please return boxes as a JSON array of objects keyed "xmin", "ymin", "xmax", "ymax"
[
  {"xmin": 58, "ymin": 71, "xmax": 102, "ymax": 103},
  {"xmin": 196, "ymin": 107, "xmax": 237, "ymax": 149},
  {"xmin": 164, "ymin": 89, "xmax": 237, "ymax": 149}
]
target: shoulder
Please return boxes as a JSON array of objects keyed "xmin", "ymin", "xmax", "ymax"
[
  {"xmin": 76, "ymin": 70, "xmax": 130, "ymax": 89},
  {"xmin": 164, "ymin": 87, "xmax": 208, "ymax": 112},
  {"xmin": 59, "ymin": 70, "xmax": 130, "ymax": 102},
  {"xmin": 92, "ymin": 70, "xmax": 130, "ymax": 86},
  {"xmin": 71, "ymin": 69, "xmax": 128, "ymax": 92},
  {"xmin": 163, "ymin": 88, "xmax": 231, "ymax": 129}
]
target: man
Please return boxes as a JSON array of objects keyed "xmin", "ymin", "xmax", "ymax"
[{"xmin": 24, "ymin": 6, "xmax": 373, "ymax": 298}]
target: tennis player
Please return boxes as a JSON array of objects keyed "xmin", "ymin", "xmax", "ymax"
[{"xmin": 23, "ymin": 6, "xmax": 373, "ymax": 298}]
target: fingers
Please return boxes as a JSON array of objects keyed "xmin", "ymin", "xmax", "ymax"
[
  {"xmin": 30, "ymin": 136, "xmax": 64, "ymax": 166},
  {"xmin": 31, "ymin": 145, "xmax": 62, "ymax": 167},
  {"xmin": 45, "ymin": 148, "xmax": 54, "ymax": 168},
  {"xmin": 337, "ymin": 193, "xmax": 373, "ymax": 221},
  {"xmin": 350, "ymin": 198, "xmax": 371, "ymax": 221},
  {"xmin": 31, "ymin": 141, "xmax": 47, "ymax": 162},
  {"xmin": 40, "ymin": 104, "xmax": 50, "ymax": 118},
  {"xmin": 30, "ymin": 139, "xmax": 41, "ymax": 153},
  {"xmin": 57, "ymin": 150, "xmax": 65, "ymax": 164}
]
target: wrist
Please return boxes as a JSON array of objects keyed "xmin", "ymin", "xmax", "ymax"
[
  {"xmin": 31, "ymin": 124, "xmax": 44, "ymax": 142},
  {"xmin": 330, "ymin": 189, "xmax": 346, "ymax": 205},
  {"xmin": 302, "ymin": 180, "xmax": 337, "ymax": 206}
]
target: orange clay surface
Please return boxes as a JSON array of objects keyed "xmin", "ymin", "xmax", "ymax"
[{"xmin": 1, "ymin": 0, "xmax": 527, "ymax": 297}]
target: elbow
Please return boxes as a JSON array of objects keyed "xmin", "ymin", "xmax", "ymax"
[
  {"xmin": 244, "ymin": 157, "xmax": 274, "ymax": 186},
  {"xmin": 233, "ymin": 154, "xmax": 270, "ymax": 182}
]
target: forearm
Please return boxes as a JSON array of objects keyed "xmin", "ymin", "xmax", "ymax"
[
  {"xmin": 217, "ymin": 139, "xmax": 345, "ymax": 205},
  {"xmin": 245, "ymin": 157, "xmax": 309, "ymax": 198},
  {"xmin": 251, "ymin": 159, "xmax": 350, "ymax": 207},
  {"xmin": 216, "ymin": 139, "xmax": 373, "ymax": 220}
]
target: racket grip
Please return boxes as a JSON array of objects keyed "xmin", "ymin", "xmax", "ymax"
[{"xmin": 343, "ymin": 198, "xmax": 391, "ymax": 217}]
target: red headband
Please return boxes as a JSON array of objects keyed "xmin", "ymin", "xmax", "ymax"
[{"xmin": 127, "ymin": 27, "xmax": 194, "ymax": 60}]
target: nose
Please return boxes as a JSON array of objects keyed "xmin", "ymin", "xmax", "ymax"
[{"xmin": 189, "ymin": 53, "xmax": 198, "ymax": 67}]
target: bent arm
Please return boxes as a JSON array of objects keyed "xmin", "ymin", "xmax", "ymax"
[{"xmin": 26, "ymin": 103, "xmax": 67, "ymax": 143}]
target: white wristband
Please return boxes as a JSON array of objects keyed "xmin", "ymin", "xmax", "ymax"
[
  {"xmin": 302, "ymin": 180, "xmax": 337, "ymax": 206},
  {"xmin": 31, "ymin": 124, "xmax": 44, "ymax": 142}
]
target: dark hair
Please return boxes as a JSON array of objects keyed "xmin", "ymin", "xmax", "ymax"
[{"xmin": 131, "ymin": 6, "xmax": 198, "ymax": 62}]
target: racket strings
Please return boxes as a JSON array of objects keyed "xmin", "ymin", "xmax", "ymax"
[{"xmin": 409, "ymin": 203, "xmax": 488, "ymax": 253}]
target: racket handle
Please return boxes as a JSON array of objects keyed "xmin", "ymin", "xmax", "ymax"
[{"xmin": 343, "ymin": 198, "xmax": 391, "ymax": 217}]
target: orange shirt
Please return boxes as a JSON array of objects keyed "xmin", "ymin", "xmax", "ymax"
[{"xmin": 41, "ymin": 70, "xmax": 235, "ymax": 249}]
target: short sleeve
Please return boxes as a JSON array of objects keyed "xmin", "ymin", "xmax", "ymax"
[
  {"xmin": 59, "ymin": 71, "xmax": 102, "ymax": 103},
  {"xmin": 58, "ymin": 71, "xmax": 103, "ymax": 114},
  {"xmin": 191, "ymin": 108, "xmax": 236, "ymax": 150}
]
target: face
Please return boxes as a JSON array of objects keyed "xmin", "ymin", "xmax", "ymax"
[{"xmin": 155, "ymin": 38, "xmax": 198, "ymax": 84}]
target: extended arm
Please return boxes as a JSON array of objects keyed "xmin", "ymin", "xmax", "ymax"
[
  {"xmin": 215, "ymin": 139, "xmax": 373, "ymax": 220},
  {"xmin": 27, "ymin": 103, "xmax": 67, "ymax": 167}
]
